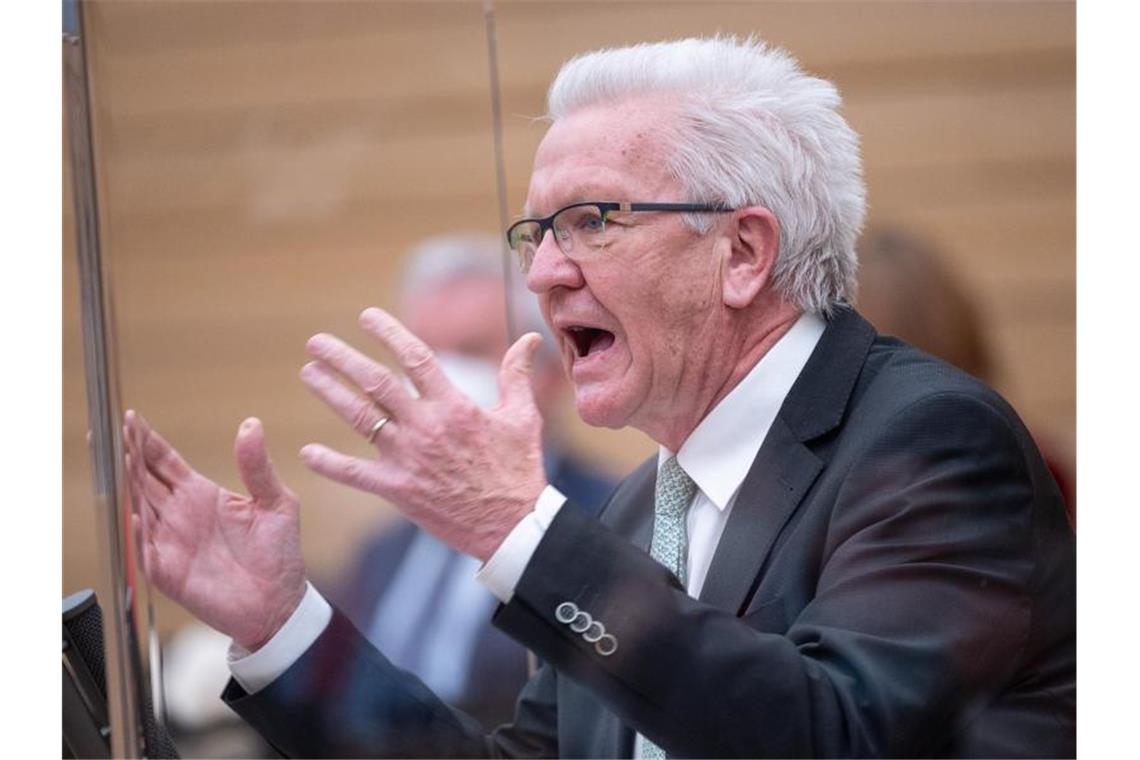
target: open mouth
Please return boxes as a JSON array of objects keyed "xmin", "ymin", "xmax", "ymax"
[{"xmin": 566, "ymin": 326, "xmax": 616, "ymax": 359}]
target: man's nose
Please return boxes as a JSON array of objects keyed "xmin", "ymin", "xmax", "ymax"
[{"xmin": 526, "ymin": 230, "xmax": 584, "ymax": 294}]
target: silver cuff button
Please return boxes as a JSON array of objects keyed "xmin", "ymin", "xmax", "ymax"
[
  {"xmin": 570, "ymin": 610, "xmax": 593, "ymax": 633},
  {"xmin": 555, "ymin": 602, "xmax": 578, "ymax": 623},
  {"xmin": 595, "ymin": 633, "xmax": 618, "ymax": 656}
]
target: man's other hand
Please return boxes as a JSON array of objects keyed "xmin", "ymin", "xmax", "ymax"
[
  {"xmin": 299, "ymin": 307, "xmax": 548, "ymax": 561},
  {"xmin": 124, "ymin": 411, "xmax": 307, "ymax": 652}
]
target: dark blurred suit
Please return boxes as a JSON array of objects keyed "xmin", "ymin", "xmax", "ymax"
[{"xmin": 331, "ymin": 448, "xmax": 615, "ymax": 727}]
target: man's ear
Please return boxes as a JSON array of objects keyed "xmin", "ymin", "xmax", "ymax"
[{"xmin": 720, "ymin": 206, "xmax": 780, "ymax": 309}]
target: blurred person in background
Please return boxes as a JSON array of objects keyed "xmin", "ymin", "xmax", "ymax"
[
  {"xmin": 856, "ymin": 226, "xmax": 1074, "ymax": 521},
  {"xmin": 330, "ymin": 234, "xmax": 616, "ymax": 728}
]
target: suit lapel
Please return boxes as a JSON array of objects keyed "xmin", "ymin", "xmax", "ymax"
[
  {"xmin": 698, "ymin": 418, "xmax": 822, "ymax": 613},
  {"xmin": 599, "ymin": 456, "xmax": 657, "ymax": 552},
  {"xmin": 698, "ymin": 307, "xmax": 877, "ymax": 614}
]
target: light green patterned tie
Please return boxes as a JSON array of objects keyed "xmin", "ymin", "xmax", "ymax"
[{"xmin": 639, "ymin": 456, "xmax": 697, "ymax": 759}]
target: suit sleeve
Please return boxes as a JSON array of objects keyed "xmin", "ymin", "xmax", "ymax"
[
  {"xmin": 222, "ymin": 607, "xmax": 561, "ymax": 758},
  {"xmin": 493, "ymin": 392, "xmax": 1051, "ymax": 758}
]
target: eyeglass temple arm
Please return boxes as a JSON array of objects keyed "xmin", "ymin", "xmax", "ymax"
[{"xmin": 622, "ymin": 202, "xmax": 734, "ymax": 212}]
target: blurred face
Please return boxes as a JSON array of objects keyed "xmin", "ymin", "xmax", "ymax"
[
  {"xmin": 524, "ymin": 100, "xmax": 730, "ymax": 441},
  {"xmin": 403, "ymin": 276, "xmax": 509, "ymax": 363},
  {"xmin": 402, "ymin": 277, "xmax": 508, "ymax": 408}
]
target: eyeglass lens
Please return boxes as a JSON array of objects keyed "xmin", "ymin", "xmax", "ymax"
[{"xmin": 509, "ymin": 204, "xmax": 608, "ymax": 273}]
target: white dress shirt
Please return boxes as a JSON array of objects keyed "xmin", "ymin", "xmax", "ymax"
[{"xmin": 229, "ymin": 312, "xmax": 825, "ymax": 696}]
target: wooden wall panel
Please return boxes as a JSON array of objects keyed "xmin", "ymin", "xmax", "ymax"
[{"xmin": 63, "ymin": 1, "xmax": 1075, "ymax": 636}]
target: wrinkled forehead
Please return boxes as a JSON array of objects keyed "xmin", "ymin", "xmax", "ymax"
[{"xmin": 524, "ymin": 100, "xmax": 679, "ymax": 216}]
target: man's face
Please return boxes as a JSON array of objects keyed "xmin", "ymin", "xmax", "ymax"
[{"xmin": 524, "ymin": 99, "xmax": 728, "ymax": 437}]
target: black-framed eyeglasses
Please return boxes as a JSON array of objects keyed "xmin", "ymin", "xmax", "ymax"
[{"xmin": 505, "ymin": 201, "xmax": 735, "ymax": 273}]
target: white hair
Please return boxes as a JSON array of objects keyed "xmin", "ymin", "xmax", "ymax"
[{"xmin": 547, "ymin": 36, "xmax": 866, "ymax": 315}]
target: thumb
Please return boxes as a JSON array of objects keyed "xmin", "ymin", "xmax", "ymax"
[
  {"xmin": 234, "ymin": 417, "xmax": 287, "ymax": 503},
  {"xmin": 498, "ymin": 332, "xmax": 543, "ymax": 412}
]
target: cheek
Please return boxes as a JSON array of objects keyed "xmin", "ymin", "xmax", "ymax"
[
  {"xmin": 624, "ymin": 293, "xmax": 717, "ymax": 385},
  {"xmin": 623, "ymin": 326, "xmax": 681, "ymax": 382}
]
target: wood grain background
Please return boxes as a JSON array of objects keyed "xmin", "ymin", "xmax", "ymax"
[{"xmin": 63, "ymin": 0, "xmax": 1074, "ymax": 636}]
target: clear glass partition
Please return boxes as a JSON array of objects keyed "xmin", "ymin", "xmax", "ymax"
[{"xmin": 63, "ymin": 3, "xmax": 1073, "ymax": 756}]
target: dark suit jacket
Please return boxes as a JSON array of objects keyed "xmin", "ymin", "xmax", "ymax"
[{"xmin": 223, "ymin": 308, "xmax": 1075, "ymax": 758}]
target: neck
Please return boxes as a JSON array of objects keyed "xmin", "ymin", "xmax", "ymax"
[{"xmin": 650, "ymin": 301, "xmax": 803, "ymax": 452}]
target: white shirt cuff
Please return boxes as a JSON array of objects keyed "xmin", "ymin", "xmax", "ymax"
[
  {"xmin": 476, "ymin": 485, "xmax": 567, "ymax": 603},
  {"xmin": 226, "ymin": 581, "xmax": 332, "ymax": 695}
]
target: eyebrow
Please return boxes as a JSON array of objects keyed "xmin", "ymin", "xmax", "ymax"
[{"xmin": 520, "ymin": 189, "xmax": 625, "ymax": 219}]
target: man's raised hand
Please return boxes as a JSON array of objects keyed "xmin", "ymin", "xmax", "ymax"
[
  {"xmin": 124, "ymin": 411, "xmax": 307, "ymax": 652},
  {"xmin": 298, "ymin": 307, "xmax": 549, "ymax": 561}
]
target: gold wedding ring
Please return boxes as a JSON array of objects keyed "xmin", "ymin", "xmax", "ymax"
[{"xmin": 366, "ymin": 416, "xmax": 390, "ymax": 444}]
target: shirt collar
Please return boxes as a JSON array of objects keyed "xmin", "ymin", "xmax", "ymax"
[{"xmin": 658, "ymin": 312, "xmax": 826, "ymax": 511}]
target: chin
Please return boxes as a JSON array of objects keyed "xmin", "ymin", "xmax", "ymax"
[{"xmin": 573, "ymin": 386, "xmax": 633, "ymax": 430}]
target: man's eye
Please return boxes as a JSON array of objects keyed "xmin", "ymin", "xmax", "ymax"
[{"xmin": 577, "ymin": 214, "xmax": 604, "ymax": 232}]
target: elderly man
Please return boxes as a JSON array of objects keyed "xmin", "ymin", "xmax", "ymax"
[{"xmin": 127, "ymin": 37, "xmax": 1075, "ymax": 758}]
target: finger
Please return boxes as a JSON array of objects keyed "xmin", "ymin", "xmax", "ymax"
[
  {"xmin": 127, "ymin": 443, "xmax": 170, "ymax": 522},
  {"xmin": 305, "ymin": 333, "xmax": 415, "ymax": 417},
  {"xmin": 129, "ymin": 416, "xmax": 169, "ymax": 506},
  {"xmin": 300, "ymin": 361, "xmax": 396, "ymax": 443},
  {"xmin": 123, "ymin": 410, "xmax": 143, "ymax": 460},
  {"xmin": 125, "ymin": 451, "xmax": 166, "ymax": 524},
  {"xmin": 136, "ymin": 413, "xmax": 194, "ymax": 488},
  {"xmin": 132, "ymin": 510, "xmax": 158, "ymax": 559},
  {"xmin": 123, "ymin": 417, "xmax": 174, "ymax": 514},
  {"xmin": 133, "ymin": 513, "xmax": 162, "ymax": 584},
  {"xmin": 124, "ymin": 444, "xmax": 139, "ymax": 487},
  {"xmin": 234, "ymin": 418, "xmax": 288, "ymax": 505},
  {"xmin": 358, "ymin": 307, "xmax": 452, "ymax": 398},
  {"xmin": 300, "ymin": 443, "xmax": 391, "ymax": 497},
  {"xmin": 131, "ymin": 512, "xmax": 147, "ymax": 557},
  {"xmin": 135, "ymin": 478, "xmax": 161, "ymax": 542},
  {"xmin": 123, "ymin": 420, "xmax": 148, "ymax": 502},
  {"xmin": 141, "ymin": 468, "xmax": 170, "ymax": 517},
  {"xmin": 498, "ymin": 332, "xmax": 544, "ymax": 413}
]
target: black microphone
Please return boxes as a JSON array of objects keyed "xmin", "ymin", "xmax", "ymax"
[
  {"xmin": 63, "ymin": 590, "xmax": 110, "ymax": 757},
  {"xmin": 63, "ymin": 590, "xmax": 180, "ymax": 758}
]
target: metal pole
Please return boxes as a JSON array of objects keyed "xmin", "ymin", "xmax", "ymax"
[
  {"xmin": 63, "ymin": 1, "xmax": 145, "ymax": 755},
  {"xmin": 482, "ymin": 0, "xmax": 519, "ymax": 343}
]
